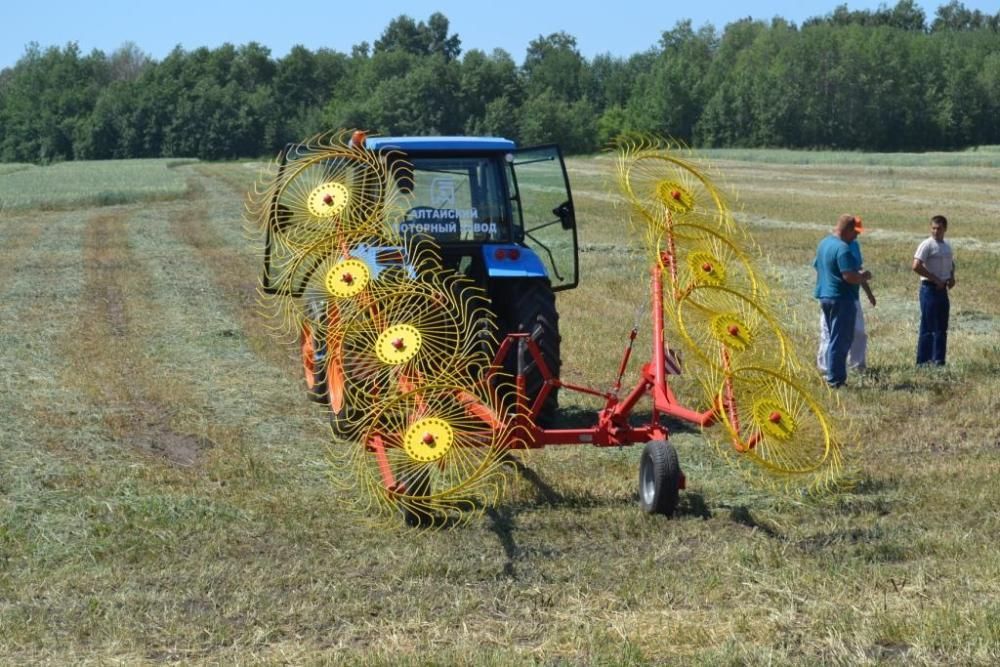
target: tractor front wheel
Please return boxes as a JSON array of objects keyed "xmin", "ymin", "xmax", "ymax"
[{"xmin": 638, "ymin": 440, "xmax": 681, "ymax": 516}]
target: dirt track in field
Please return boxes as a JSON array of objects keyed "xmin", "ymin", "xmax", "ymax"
[
  {"xmin": 78, "ymin": 210, "xmax": 211, "ymax": 466},
  {"xmin": 167, "ymin": 202, "xmax": 288, "ymax": 371}
]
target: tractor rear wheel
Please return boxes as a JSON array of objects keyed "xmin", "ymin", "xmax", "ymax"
[
  {"xmin": 323, "ymin": 343, "xmax": 372, "ymax": 442},
  {"xmin": 302, "ymin": 319, "xmax": 364, "ymax": 441},
  {"xmin": 638, "ymin": 440, "xmax": 681, "ymax": 516},
  {"xmin": 491, "ymin": 278, "xmax": 561, "ymax": 428}
]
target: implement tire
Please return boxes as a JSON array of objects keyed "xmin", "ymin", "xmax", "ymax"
[{"xmin": 638, "ymin": 440, "xmax": 681, "ymax": 517}]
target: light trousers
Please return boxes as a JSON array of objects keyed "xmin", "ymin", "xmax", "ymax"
[{"xmin": 817, "ymin": 298, "xmax": 866, "ymax": 373}]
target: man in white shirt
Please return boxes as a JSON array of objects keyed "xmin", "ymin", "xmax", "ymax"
[{"xmin": 912, "ymin": 215, "xmax": 955, "ymax": 365}]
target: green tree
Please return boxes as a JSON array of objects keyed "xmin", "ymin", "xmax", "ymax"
[
  {"xmin": 108, "ymin": 42, "xmax": 151, "ymax": 82},
  {"xmin": 696, "ymin": 19, "xmax": 767, "ymax": 146},
  {"xmin": 358, "ymin": 55, "xmax": 463, "ymax": 135},
  {"xmin": 628, "ymin": 20, "xmax": 717, "ymax": 142},
  {"xmin": 471, "ymin": 96, "xmax": 520, "ymax": 138},
  {"xmin": 0, "ymin": 43, "xmax": 109, "ymax": 161},
  {"xmin": 885, "ymin": 0, "xmax": 927, "ymax": 31},
  {"xmin": 588, "ymin": 52, "xmax": 654, "ymax": 113},
  {"xmin": 273, "ymin": 45, "xmax": 348, "ymax": 142},
  {"xmin": 523, "ymin": 32, "xmax": 588, "ymax": 101},
  {"xmin": 518, "ymin": 88, "xmax": 597, "ymax": 152},
  {"xmin": 932, "ymin": 1, "xmax": 993, "ymax": 31},
  {"xmin": 459, "ymin": 48, "xmax": 522, "ymax": 133},
  {"xmin": 374, "ymin": 13, "xmax": 461, "ymax": 61}
]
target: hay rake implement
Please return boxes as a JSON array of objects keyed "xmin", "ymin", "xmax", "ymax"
[{"xmin": 248, "ymin": 131, "xmax": 842, "ymax": 527}]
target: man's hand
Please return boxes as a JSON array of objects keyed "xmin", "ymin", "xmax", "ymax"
[
  {"xmin": 843, "ymin": 268, "xmax": 873, "ymax": 285},
  {"xmin": 913, "ymin": 259, "xmax": 947, "ymax": 289}
]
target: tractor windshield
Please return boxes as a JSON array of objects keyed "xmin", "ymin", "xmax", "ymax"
[{"xmin": 392, "ymin": 156, "xmax": 510, "ymax": 243}]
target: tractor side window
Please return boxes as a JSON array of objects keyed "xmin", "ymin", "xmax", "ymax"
[
  {"xmin": 503, "ymin": 155, "xmax": 524, "ymax": 243},
  {"xmin": 509, "ymin": 145, "xmax": 579, "ymax": 290}
]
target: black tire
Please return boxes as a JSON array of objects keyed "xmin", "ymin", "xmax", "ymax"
[
  {"xmin": 324, "ymin": 356, "xmax": 367, "ymax": 442},
  {"xmin": 490, "ymin": 278, "xmax": 561, "ymax": 427},
  {"xmin": 638, "ymin": 440, "xmax": 681, "ymax": 516},
  {"xmin": 398, "ymin": 468, "xmax": 435, "ymax": 527},
  {"xmin": 328, "ymin": 405, "xmax": 365, "ymax": 442}
]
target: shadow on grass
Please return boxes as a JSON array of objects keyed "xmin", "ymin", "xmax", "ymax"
[
  {"xmin": 485, "ymin": 506, "xmax": 519, "ymax": 579},
  {"xmin": 729, "ymin": 505, "xmax": 783, "ymax": 539},
  {"xmin": 677, "ymin": 491, "xmax": 713, "ymax": 520},
  {"xmin": 507, "ymin": 459, "xmax": 618, "ymax": 510},
  {"xmin": 831, "ymin": 474, "xmax": 896, "ymax": 516},
  {"xmin": 486, "ymin": 469, "xmax": 712, "ymax": 577},
  {"xmin": 552, "ymin": 405, "xmax": 702, "ymax": 435},
  {"xmin": 795, "ymin": 525, "xmax": 910, "ymax": 562},
  {"xmin": 855, "ymin": 361, "xmax": 996, "ymax": 395},
  {"xmin": 507, "ymin": 456, "xmax": 712, "ymax": 518}
]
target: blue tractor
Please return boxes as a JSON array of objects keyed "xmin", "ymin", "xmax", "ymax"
[{"xmin": 263, "ymin": 135, "xmax": 580, "ymax": 427}]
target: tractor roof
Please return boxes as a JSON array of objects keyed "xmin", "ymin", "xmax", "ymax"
[{"xmin": 365, "ymin": 136, "xmax": 516, "ymax": 152}]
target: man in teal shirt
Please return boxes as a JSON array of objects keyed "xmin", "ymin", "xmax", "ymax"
[{"xmin": 813, "ymin": 214, "xmax": 872, "ymax": 387}]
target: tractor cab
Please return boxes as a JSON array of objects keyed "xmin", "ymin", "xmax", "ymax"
[{"xmin": 366, "ymin": 136, "xmax": 579, "ymax": 292}]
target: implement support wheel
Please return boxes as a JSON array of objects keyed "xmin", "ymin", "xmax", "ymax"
[{"xmin": 638, "ymin": 440, "xmax": 681, "ymax": 516}]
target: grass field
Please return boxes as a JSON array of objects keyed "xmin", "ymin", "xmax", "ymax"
[
  {"xmin": 0, "ymin": 159, "xmax": 195, "ymax": 211},
  {"xmin": 1, "ymin": 150, "xmax": 998, "ymax": 665}
]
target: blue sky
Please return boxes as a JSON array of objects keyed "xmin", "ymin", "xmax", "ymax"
[{"xmin": 2, "ymin": 0, "xmax": 996, "ymax": 69}]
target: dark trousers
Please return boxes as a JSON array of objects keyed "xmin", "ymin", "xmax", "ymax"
[
  {"xmin": 820, "ymin": 298, "xmax": 857, "ymax": 386},
  {"xmin": 917, "ymin": 282, "xmax": 950, "ymax": 365}
]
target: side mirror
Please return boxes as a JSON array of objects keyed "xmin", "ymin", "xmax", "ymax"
[{"xmin": 552, "ymin": 201, "xmax": 575, "ymax": 230}]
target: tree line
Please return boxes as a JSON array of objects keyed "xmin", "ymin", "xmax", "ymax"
[{"xmin": 1, "ymin": 1, "xmax": 999, "ymax": 162}]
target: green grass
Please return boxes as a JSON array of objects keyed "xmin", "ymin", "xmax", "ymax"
[
  {"xmin": 0, "ymin": 158, "xmax": 196, "ymax": 211},
  {"xmin": 606, "ymin": 147, "xmax": 1000, "ymax": 167},
  {"xmin": 1, "ymin": 152, "xmax": 999, "ymax": 664},
  {"xmin": 0, "ymin": 163, "xmax": 34, "ymax": 177}
]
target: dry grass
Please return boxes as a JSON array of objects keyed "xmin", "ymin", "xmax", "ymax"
[
  {"xmin": 0, "ymin": 159, "xmax": 195, "ymax": 211},
  {"xmin": 1, "ymin": 152, "xmax": 998, "ymax": 665}
]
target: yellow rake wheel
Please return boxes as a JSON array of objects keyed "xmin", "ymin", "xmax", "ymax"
[
  {"xmin": 337, "ymin": 275, "xmax": 496, "ymax": 406},
  {"xmin": 656, "ymin": 223, "xmax": 764, "ymax": 301},
  {"xmin": 619, "ymin": 148, "xmax": 732, "ymax": 233},
  {"xmin": 354, "ymin": 383, "xmax": 521, "ymax": 526},
  {"xmin": 716, "ymin": 367, "xmax": 841, "ymax": 478},
  {"xmin": 323, "ymin": 258, "xmax": 371, "ymax": 298},
  {"xmin": 671, "ymin": 284, "xmax": 791, "ymax": 374},
  {"xmin": 270, "ymin": 146, "xmax": 393, "ymax": 252},
  {"xmin": 301, "ymin": 252, "xmax": 381, "ymax": 323},
  {"xmin": 292, "ymin": 233, "xmax": 446, "ymax": 332},
  {"xmin": 375, "ymin": 323, "xmax": 423, "ymax": 365},
  {"xmin": 283, "ymin": 252, "xmax": 376, "ymax": 349},
  {"xmin": 307, "ymin": 181, "xmax": 350, "ymax": 219}
]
